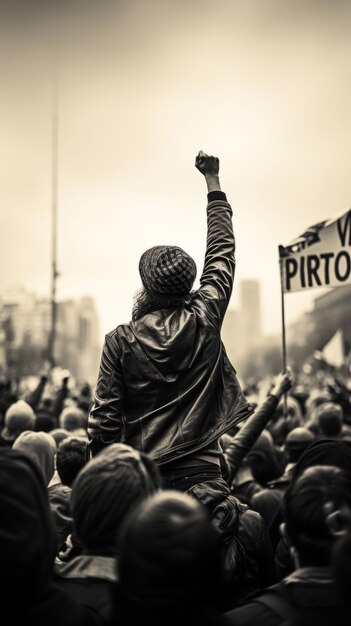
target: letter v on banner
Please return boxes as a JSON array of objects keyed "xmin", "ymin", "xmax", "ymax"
[{"xmin": 278, "ymin": 206, "xmax": 351, "ymax": 415}]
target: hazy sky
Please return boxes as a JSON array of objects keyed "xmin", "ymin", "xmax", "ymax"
[{"xmin": 1, "ymin": 0, "xmax": 351, "ymax": 345}]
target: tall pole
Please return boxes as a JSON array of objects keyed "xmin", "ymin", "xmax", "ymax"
[
  {"xmin": 279, "ymin": 253, "xmax": 288, "ymax": 418},
  {"xmin": 47, "ymin": 65, "xmax": 59, "ymax": 369}
]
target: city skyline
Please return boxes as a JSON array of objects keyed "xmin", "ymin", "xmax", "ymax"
[
  {"xmin": 1, "ymin": 1, "xmax": 350, "ymax": 347},
  {"xmin": 1, "ymin": 278, "xmax": 349, "ymax": 385},
  {"xmin": 0, "ymin": 271, "xmax": 334, "ymax": 347},
  {"xmin": 0, "ymin": 285, "xmax": 100, "ymax": 383}
]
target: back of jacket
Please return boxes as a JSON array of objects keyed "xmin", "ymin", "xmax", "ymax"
[{"xmin": 88, "ymin": 192, "xmax": 253, "ymax": 464}]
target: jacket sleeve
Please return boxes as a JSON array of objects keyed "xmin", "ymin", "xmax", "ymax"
[
  {"xmin": 87, "ymin": 333, "xmax": 125, "ymax": 456},
  {"xmin": 225, "ymin": 394, "xmax": 279, "ymax": 483},
  {"xmin": 197, "ymin": 190, "xmax": 235, "ymax": 328}
]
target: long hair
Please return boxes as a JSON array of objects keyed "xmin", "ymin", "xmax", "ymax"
[{"xmin": 132, "ymin": 287, "xmax": 199, "ymax": 321}]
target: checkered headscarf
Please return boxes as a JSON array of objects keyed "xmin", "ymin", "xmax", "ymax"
[{"xmin": 139, "ymin": 246, "xmax": 197, "ymax": 295}]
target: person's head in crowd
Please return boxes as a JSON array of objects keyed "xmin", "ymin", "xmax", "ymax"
[
  {"xmin": 56, "ymin": 437, "xmax": 89, "ymax": 487},
  {"xmin": 49, "ymin": 428, "xmax": 71, "ymax": 447},
  {"xmin": 37, "ymin": 397, "xmax": 54, "ymax": 414},
  {"xmin": 0, "ymin": 448, "xmax": 57, "ymax": 599},
  {"xmin": 35, "ymin": 414, "xmax": 56, "ymax": 433},
  {"xmin": 58, "ymin": 406, "xmax": 87, "ymax": 437},
  {"xmin": 316, "ymin": 402, "xmax": 343, "ymax": 438},
  {"xmin": 268, "ymin": 396, "xmax": 304, "ymax": 447},
  {"xmin": 281, "ymin": 465, "xmax": 351, "ymax": 569},
  {"xmin": 0, "ymin": 448, "xmax": 92, "ymax": 625},
  {"xmin": 49, "ymin": 436, "xmax": 88, "ymax": 553},
  {"xmin": 0, "ymin": 384, "xmax": 18, "ymax": 428},
  {"xmin": 79, "ymin": 383, "xmax": 91, "ymax": 398},
  {"xmin": 115, "ymin": 490, "xmax": 224, "ymax": 626},
  {"xmin": 290, "ymin": 385, "xmax": 309, "ymax": 416},
  {"xmin": 305, "ymin": 388, "xmax": 332, "ymax": 421},
  {"xmin": 1, "ymin": 399, "xmax": 36, "ymax": 446},
  {"xmin": 76, "ymin": 382, "xmax": 93, "ymax": 413},
  {"xmin": 71, "ymin": 443, "xmax": 161, "ymax": 555},
  {"xmin": 246, "ymin": 430, "xmax": 284, "ymax": 485},
  {"xmin": 292, "ymin": 438, "xmax": 351, "ymax": 481},
  {"xmin": 13, "ymin": 430, "xmax": 56, "ymax": 485},
  {"xmin": 284, "ymin": 427, "xmax": 315, "ymax": 464}
]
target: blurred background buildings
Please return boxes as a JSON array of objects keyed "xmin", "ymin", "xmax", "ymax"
[
  {"xmin": 223, "ymin": 280, "xmax": 351, "ymax": 384},
  {"xmin": 0, "ymin": 286, "xmax": 100, "ymax": 384},
  {"xmin": 1, "ymin": 279, "xmax": 350, "ymax": 387}
]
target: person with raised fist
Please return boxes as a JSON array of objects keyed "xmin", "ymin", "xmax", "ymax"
[{"xmin": 88, "ymin": 151, "xmax": 252, "ymax": 489}]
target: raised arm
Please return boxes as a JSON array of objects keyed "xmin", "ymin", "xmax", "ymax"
[
  {"xmin": 25, "ymin": 372, "xmax": 48, "ymax": 411},
  {"xmin": 195, "ymin": 151, "xmax": 235, "ymax": 326},
  {"xmin": 224, "ymin": 369, "xmax": 294, "ymax": 483},
  {"xmin": 196, "ymin": 150, "xmax": 222, "ymax": 193}
]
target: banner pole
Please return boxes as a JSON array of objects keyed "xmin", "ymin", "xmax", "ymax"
[
  {"xmin": 281, "ymin": 287, "xmax": 287, "ymax": 371},
  {"xmin": 279, "ymin": 253, "xmax": 288, "ymax": 418}
]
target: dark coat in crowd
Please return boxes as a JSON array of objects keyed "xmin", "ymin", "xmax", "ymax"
[
  {"xmin": 48, "ymin": 482, "xmax": 73, "ymax": 552},
  {"xmin": 187, "ymin": 477, "xmax": 275, "ymax": 609},
  {"xmin": 251, "ymin": 426, "xmax": 316, "ymax": 552},
  {"xmin": 224, "ymin": 568, "xmax": 348, "ymax": 626},
  {"xmin": 0, "ymin": 448, "xmax": 102, "ymax": 626},
  {"xmin": 251, "ymin": 465, "xmax": 294, "ymax": 551},
  {"xmin": 54, "ymin": 555, "xmax": 116, "ymax": 622}
]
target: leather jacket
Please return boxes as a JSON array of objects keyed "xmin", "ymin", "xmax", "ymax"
[{"xmin": 88, "ymin": 191, "xmax": 253, "ymax": 464}]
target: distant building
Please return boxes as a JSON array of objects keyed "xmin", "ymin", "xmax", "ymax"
[
  {"xmin": 56, "ymin": 296, "xmax": 100, "ymax": 384},
  {"xmin": 274, "ymin": 285, "xmax": 351, "ymax": 371},
  {"xmin": 221, "ymin": 279, "xmax": 262, "ymax": 371},
  {"xmin": 0, "ymin": 286, "xmax": 100, "ymax": 383},
  {"xmin": 221, "ymin": 308, "xmax": 243, "ymax": 365},
  {"xmin": 310, "ymin": 285, "xmax": 351, "ymax": 355},
  {"xmin": 0, "ymin": 286, "xmax": 45, "ymax": 347},
  {"xmin": 240, "ymin": 280, "xmax": 262, "ymax": 353}
]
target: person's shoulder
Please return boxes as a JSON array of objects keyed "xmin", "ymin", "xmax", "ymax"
[
  {"xmin": 252, "ymin": 480, "xmax": 287, "ymax": 505},
  {"xmin": 48, "ymin": 482, "xmax": 71, "ymax": 498},
  {"xmin": 224, "ymin": 597, "xmax": 281, "ymax": 626},
  {"xmin": 105, "ymin": 324, "xmax": 132, "ymax": 343},
  {"xmin": 106, "ymin": 324, "xmax": 128, "ymax": 338}
]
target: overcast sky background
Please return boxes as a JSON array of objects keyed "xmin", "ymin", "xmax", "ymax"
[{"xmin": 1, "ymin": 0, "xmax": 350, "ymax": 344}]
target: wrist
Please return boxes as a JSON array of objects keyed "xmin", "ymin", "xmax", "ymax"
[
  {"xmin": 268, "ymin": 390, "xmax": 281, "ymax": 401},
  {"xmin": 205, "ymin": 174, "xmax": 221, "ymax": 193}
]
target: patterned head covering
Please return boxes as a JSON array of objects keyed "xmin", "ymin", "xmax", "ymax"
[
  {"xmin": 139, "ymin": 246, "xmax": 197, "ymax": 295},
  {"xmin": 71, "ymin": 443, "xmax": 159, "ymax": 552}
]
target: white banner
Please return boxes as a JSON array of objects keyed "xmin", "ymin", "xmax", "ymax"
[
  {"xmin": 279, "ymin": 208, "xmax": 351, "ymax": 293},
  {"xmin": 322, "ymin": 329, "xmax": 344, "ymax": 368}
]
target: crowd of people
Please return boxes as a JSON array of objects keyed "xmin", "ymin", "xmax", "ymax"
[
  {"xmin": 1, "ymin": 152, "xmax": 350, "ymax": 624},
  {"xmin": 1, "ymin": 364, "xmax": 351, "ymax": 625}
]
